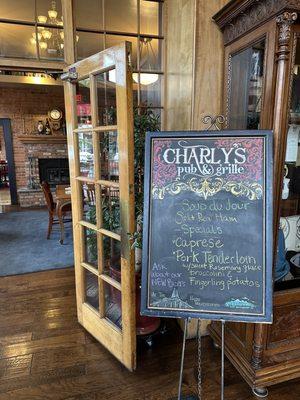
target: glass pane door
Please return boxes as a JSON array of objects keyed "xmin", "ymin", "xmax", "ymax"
[{"xmin": 63, "ymin": 42, "xmax": 136, "ymax": 370}]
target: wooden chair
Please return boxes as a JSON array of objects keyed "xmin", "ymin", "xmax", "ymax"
[
  {"xmin": 84, "ymin": 183, "xmax": 96, "ymax": 205},
  {"xmin": 0, "ymin": 160, "xmax": 8, "ymax": 187},
  {"xmin": 40, "ymin": 181, "xmax": 72, "ymax": 243}
]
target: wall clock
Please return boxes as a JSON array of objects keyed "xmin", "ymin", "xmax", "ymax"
[{"xmin": 48, "ymin": 109, "xmax": 63, "ymax": 131}]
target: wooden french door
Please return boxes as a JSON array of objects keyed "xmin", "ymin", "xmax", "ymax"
[{"xmin": 63, "ymin": 42, "xmax": 136, "ymax": 370}]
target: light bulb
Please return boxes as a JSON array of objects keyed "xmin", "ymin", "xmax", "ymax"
[
  {"xmin": 76, "ymin": 35, "xmax": 79, "ymax": 42},
  {"xmin": 37, "ymin": 15, "xmax": 47, "ymax": 24},
  {"xmin": 30, "ymin": 37, "xmax": 36, "ymax": 45},
  {"xmin": 60, "ymin": 31, "xmax": 64, "ymax": 40},
  {"xmin": 60, "ymin": 43, "xmax": 64, "ymax": 49},
  {"xmin": 39, "ymin": 41, "xmax": 47, "ymax": 50}
]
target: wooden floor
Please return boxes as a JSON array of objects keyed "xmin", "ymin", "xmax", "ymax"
[{"xmin": 0, "ymin": 269, "xmax": 299, "ymax": 400}]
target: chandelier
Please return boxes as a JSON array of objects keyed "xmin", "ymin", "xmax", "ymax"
[{"xmin": 30, "ymin": 0, "xmax": 78, "ymax": 56}]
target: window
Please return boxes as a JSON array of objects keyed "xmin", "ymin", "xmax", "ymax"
[
  {"xmin": 0, "ymin": 0, "xmax": 64, "ymax": 61},
  {"xmin": 74, "ymin": 0, "xmax": 164, "ymax": 121},
  {"xmin": 0, "ymin": 0, "xmax": 164, "ymax": 121}
]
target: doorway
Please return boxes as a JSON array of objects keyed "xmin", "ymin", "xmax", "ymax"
[
  {"xmin": 0, "ymin": 118, "xmax": 17, "ymax": 206},
  {"xmin": 0, "ymin": 83, "xmax": 73, "ymax": 276}
]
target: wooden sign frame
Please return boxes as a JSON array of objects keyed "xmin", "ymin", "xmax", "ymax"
[{"xmin": 141, "ymin": 130, "xmax": 273, "ymax": 323}]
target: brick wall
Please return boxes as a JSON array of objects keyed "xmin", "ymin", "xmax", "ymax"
[{"xmin": 0, "ymin": 85, "xmax": 65, "ymax": 204}]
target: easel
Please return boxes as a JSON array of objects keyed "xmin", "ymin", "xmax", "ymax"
[
  {"xmin": 176, "ymin": 319, "xmax": 225, "ymax": 400},
  {"xmin": 176, "ymin": 115, "xmax": 227, "ymax": 400},
  {"xmin": 142, "ymin": 118, "xmax": 273, "ymax": 400}
]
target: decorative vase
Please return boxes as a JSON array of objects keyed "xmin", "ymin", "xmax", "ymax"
[
  {"xmin": 45, "ymin": 118, "xmax": 52, "ymax": 135},
  {"xmin": 37, "ymin": 120, "xmax": 44, "ymax": 134},
  {"xmin": 109, "ymin": 265, "xmax": 161, "ymax": 336}
]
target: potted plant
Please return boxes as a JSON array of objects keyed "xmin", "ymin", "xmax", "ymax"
[
  {"xmin": 102, "ymin": 105, "xmax": 160, "ymax": 270},
  {"xmin": 85, "ymin": 106, "xmax": 161, "ymax": 336},
  {"xmin": 131, "ymin": 108, "xmax": 160, "ymax": 270}
]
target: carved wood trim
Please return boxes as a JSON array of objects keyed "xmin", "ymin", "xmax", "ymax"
[
  {"xmin": 272, "ymin": 12, "xmax": 297, "ymax": 280},
  {"xmin": 251, "ymin": 324, "xmax": 265, "ymax": 369},
  {"xmin": 276, "ymin": 12, "xmax": 298, "ymax": 61},
  {"xmin": 213, "ymin": 0, "xmax": 300, "ymax": 45}
]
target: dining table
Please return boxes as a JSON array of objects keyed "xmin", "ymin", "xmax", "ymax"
[{"xmin": 56, "ymin": 184, "xmax": 72, "ymax": 244}]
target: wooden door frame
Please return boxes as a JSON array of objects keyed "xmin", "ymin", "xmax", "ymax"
[
  {"xmin": 63, "ymin": 42, "xmax": 136, "ymax": 370},
  {"xmin": 0, "ymin": 118, "xmax": 18, "ymax": 205}
]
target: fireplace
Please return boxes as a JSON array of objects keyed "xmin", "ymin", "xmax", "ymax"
[
  {"xmin": 38, "ymin": 158, "xmax": 70, "ymax": 187},
  {"xmin": 18, "ymin": 140, "xmax": 69, "ymax": 207}
]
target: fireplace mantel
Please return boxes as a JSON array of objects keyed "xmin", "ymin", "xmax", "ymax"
[{"xmin": 18, "ymin": 135, "xmax": 67, "ymax": 144}]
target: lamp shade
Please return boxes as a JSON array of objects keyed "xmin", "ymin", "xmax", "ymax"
[
  {"xmin": 42, "ymin": 30, "xmax": 52, "ymax": 40},
  {"xmin": 133, "ymin": 73, "xmax": 158, "ymax": 85},
  {"xmin": 48, "ymin": 9, "xmax": 58, "ymax": 19},
  {"xmin": 39, "ymin": 41, "xmax": 48, "ymax": 50},
  {"xmin": 37, "ymin": 15, "xmax": 47, "ymax": 24}
]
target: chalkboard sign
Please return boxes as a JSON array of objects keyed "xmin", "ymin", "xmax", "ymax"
[{"xmin": 141, "ymin": 131, "xmax": 273, "ymax": 323}]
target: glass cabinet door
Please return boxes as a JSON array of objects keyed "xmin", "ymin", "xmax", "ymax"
[
  {"xmin": 228, "ymin": 40, "xmax": 265, "ymax": 129},
  {"xmin": 278, "ymin": 34, "xmax": 300, "ymax": 284},
  {"xmin": 281, "ymin": 35, "xmax": 300, "ymax": 217}
]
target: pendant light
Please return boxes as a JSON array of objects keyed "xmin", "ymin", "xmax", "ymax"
[
  {"xmin": 108, "ymin": 38, "xmax": 158, "ymax": 85},
  {"xmin": 134, "ymin": 38, "xmax": 158, "ymax": 86},
  {"xmin": 133, "ymin": 72, "xmax": 158, "ymax": 85}
]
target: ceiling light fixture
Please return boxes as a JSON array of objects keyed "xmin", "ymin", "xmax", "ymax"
[
  {"xmin": 133, "ymin": 38, "xmax": 158, "ymax": 86},
  {"xmin": 133, "ymin": 72, "xmax": 158, "ymax": 85},
  {"xmin": 30, "ymin": 1, "xmax": 77, "ymax": 57},
  {"xmin": 108, "ymin": 38, "xmax": 158, "ymax": 86}
]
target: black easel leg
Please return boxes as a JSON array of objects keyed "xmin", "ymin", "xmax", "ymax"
[
  {"xmin": 221, "ymin": 320, "xmax": 225, "ymax": 400},
  {"xmin": 196, "ymin": 319, "xmax": 202, "ymax": 400},
  {"xmin": 178, "ymin": 318, "xmax": 188, "ymax": 400}
]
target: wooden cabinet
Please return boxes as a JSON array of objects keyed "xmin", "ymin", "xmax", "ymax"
[{"xmin": 210, "ymin": 1, "xmax": 300, "ymax": 396}]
